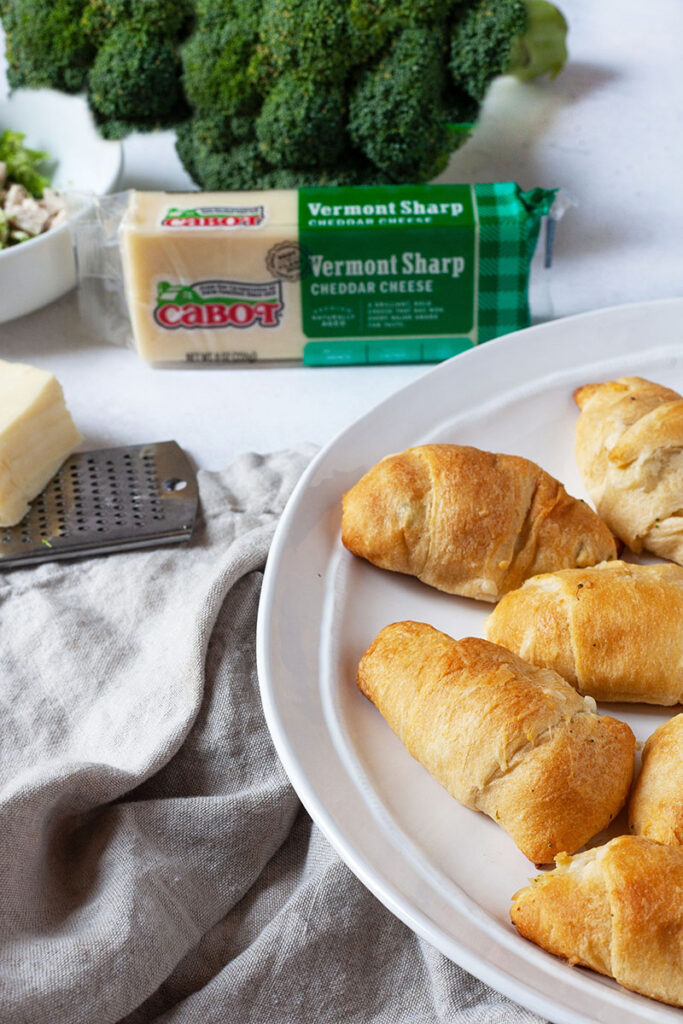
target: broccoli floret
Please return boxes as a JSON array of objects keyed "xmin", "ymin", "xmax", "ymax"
[
  {"xmin": 193, "ymin": 0, "xmax": 262, "ymax": 35},
  {"xmin": 344, "ymin": 0, "xmax": 396, "ymax": 64},
  {"xmin": 175, "ymin": 134, "xmax": 299, "ymax": 191},
  {"xmin": 347, "ymin": 0, "xmax": 459, "ymax": 61},
  {"xmin": 175, "ymin": 119, "xmax": 271, "ymax": 190},
  {"xmin": 348, "ymin": 27, "xmax": 454, "ymax": 183},
  {"xmin": 450, "ymin": 0, "xmax": 567, "ymax": 101},
  {"xmin": 181, "ymin": 17, "xmax": 261, "ymax": 120},
  {"xmin": 88, "ymin": 24, "xmax": 188, "ymax": 134},
  {"xmin": 1, "ymin": 0, "xmax": 94, "ymax": 92},
  {"xmin": 398, "ymin": 0, "xmax": 462, "ymax": 21},
  {"xmin": 0, "ymin": 129, "xmax": 51, "ymax": 196},
  {"xmin": 175, "ymin": 112, "xmax": 263, "ymax": 185},
  {"xmin": 82, "ymin": 0, "xmax": 192, "ymax": 46},
  {"xmin": 255, "ymin": 75, "xmax": 347, "ymax": 171},
  {"xmin": 258, "ymin": 0, "xmax": 354, "ymax": 85},
  {"xmin": 176, "ymin": 115, "xmax": 387, "ymax": 190}
]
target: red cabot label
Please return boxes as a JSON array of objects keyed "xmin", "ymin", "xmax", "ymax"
[
  {"xmin": 161, "ymin": 205, "xmax": 265, "ymax": 228},
  {"xmin": 154, "ymin": 280, "xmax": 284, "ymax": 330}
]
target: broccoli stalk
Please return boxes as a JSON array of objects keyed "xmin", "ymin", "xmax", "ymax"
[
  {"xmin": 508, "ymin": 0, "xmax": 568, "ymax": 82},
  {"xmin": 450, "ymin": 0, "xmax": 568, "ymax": 103}
]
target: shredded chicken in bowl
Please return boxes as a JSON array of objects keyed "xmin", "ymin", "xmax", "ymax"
[{"xmin": 0, "ymin": 131, "xmax": 67, "ymax": 249}]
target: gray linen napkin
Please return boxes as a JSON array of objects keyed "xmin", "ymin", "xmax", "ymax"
[{"xmin": 0, "ymin": 448, "xmax": 546, "ymax": 1024}]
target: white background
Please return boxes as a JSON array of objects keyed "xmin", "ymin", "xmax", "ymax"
[{"xmin": 1, "ymin": 0, "xmax": 683, "ymax": 470}]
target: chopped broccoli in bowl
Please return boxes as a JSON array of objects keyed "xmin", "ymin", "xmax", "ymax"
[{"xmin": 0, "ymin": 129, "xmax": 51, "ymax": 197}]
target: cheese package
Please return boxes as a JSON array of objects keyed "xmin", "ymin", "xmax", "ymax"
[
  {"xmin": 0, "ymin": 359, "xmax": 82, "ymax": 527},
  {"xmin": 118, "ymin": 183, "xmax": 557, "ymax": 366}
]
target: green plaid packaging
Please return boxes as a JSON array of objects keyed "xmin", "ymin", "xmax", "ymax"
[
  {"xmin": 474, "ymin": 183, "xmax": 556, "ymax": 344},
  {"xmin": 298, "ymin": 181, "xmax": 556, "ymax": 364}
]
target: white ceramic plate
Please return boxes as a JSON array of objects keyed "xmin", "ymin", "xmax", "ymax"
[
  {"xmin": 257, "ymin": 298, "xmax": 683, "ymax": 1024},
  {"xmin": 0, "ymin": 85, "xmax": 123, "ymax": 322}
]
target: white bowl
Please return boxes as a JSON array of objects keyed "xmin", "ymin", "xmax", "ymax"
[{"xmin": 0, "ymin": 87, "xmax": 123, "ymax": 324}]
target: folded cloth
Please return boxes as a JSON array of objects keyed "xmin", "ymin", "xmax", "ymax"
[{"xmin": 0, "ymin": 448, "xmax": 545, "ymax": 1024}]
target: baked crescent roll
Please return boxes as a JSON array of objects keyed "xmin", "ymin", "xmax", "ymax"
[
  {"xmin": 342, "ymin": 444, "xmax": 617, "ymax": 602},
  {"xmin": 357, "ymin": 622, "xmax": 635, "ymax": 864},
  {"xmin": 511, "ymin": 836, "xmax": 683, "ymax": 1008},
  {"xmin": 629, "ymin": 714, "xmax": 683, "ymax": 844},
  {"xmin": 574, "ymin": 376, "xmax": 683, "ymax": 563},
  {"xmin": 485, "ymin": 560, "xmax": 683, "ymax": 704}
]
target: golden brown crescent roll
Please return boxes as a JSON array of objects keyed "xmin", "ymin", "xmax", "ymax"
[
  {"xmin": 357, "ymin": 622, "xmax": 634, "ymax": 864},
  {"xmin": 342, "ymin": 444, "xmax": 617, "ymax": 602},
  {"xmin": 511, "ymin": 836, "xmax": 683, "ymax": 1008},
  {"xmin": 629, "ymin": 714, "xmax": 683, "ymax": 844},
  {"xmin": 485, "ymin": 560, "xmax": 683, "ymax": 704},
  {"xmin": 574, "ymin": 376, "xmax": 683, "ymax": 563}
]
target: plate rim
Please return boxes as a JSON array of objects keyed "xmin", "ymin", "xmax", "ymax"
[{"xmin": 257, "ymin": 296, "xmax": 683, "ymax": 1024}]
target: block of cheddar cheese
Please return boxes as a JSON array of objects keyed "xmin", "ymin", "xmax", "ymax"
[
  {"xmin": 119, "ymin": 184, "xmax": 555, "ymax": 366},
  {"xmin": 0, "ymin": 359, "xmax": 82, "ymax": 527}
]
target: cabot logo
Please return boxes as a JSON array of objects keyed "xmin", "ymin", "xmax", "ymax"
[
  {"xmin": 161, "ymin": 205, "xmax": 265, "ymax": 228},
  {"xmin": 154, "ymin": 280, "xmax": 284, "ymax": 329}
]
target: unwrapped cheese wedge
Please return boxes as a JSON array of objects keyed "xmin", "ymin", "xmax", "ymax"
[{"xmin": 0, "ymin": 359, "xmax": 82, "ymax": 527}]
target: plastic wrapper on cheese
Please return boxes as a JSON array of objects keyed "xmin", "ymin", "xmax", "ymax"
[{"xmin": 78, "ymin": 184, "xmax": 562, "ymax": 367}]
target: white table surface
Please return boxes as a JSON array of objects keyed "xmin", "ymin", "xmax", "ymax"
[{"xmin": 1, "ymin": 0, "xmax": 682, "ymax": 471}]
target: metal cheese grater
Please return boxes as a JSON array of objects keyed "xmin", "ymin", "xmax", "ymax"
[{"xmin": 0, "ymin": 441, "xmax": 199, "ymax": 569}]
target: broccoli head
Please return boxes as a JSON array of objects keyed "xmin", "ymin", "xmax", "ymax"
[
  {"xmin": 2, "ymin": 0, "xmax": 94, "ymax": 92},
  {"xmin": 1, "ymin": 0, "xmax": 568, "ymax": 189},
  {"xmin": 175, "ymin": 0, "xmax": 509, "ymax": 189},
  {"xmin": 348, "ymin": 28, "xmax": 455, "ymax": 183},
  {"xmin": 88, "ymin": 24, "xmax": 188, "ymax": 135}
]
